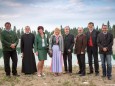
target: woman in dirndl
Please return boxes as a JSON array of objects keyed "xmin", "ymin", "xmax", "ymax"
[{"xmin": 49, "ymin": 27, "xmax": 64, "ymax": 76}]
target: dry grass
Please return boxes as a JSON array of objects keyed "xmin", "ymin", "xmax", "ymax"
[{"xmin": 0, "ymin": 66, "xmax": 115, "ymax": 86}]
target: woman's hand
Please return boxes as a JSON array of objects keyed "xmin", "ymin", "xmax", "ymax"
[
  {"xmin": 21, "ymin": 53, "xmax": 24, "ymax": 58},
  {"xmin": 36, "ymin": 52, "xmax": 38, "ymax": 56},
  {"xmin": 49, "ymin": 50, "xmax": 52, "ymax": 54}
]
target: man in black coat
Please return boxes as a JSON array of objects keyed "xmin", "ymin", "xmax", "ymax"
[
  {"xmin": 86, "ymin": 22, "xmax": 99, "ymax": 76},
  {"xmin": 97, "ymin": 25, "xmax": 113, "ymax": 80},
  {"xmin": 21, "ymin": 26, "xmax": 37, "ymax": 74},
  {"xmin": 63, "ymin": 26, "xmax": 74, "ymax": 74}
]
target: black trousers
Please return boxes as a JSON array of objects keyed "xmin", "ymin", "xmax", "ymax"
[
  {"xmin": 87, "ymin": 46, "xmax": 99, "ymax": 73},
  {"xmin": 63, "ymin": 52, "xmax": 72, "ymax": 73},
  {"xmin": 77, "ymin": 54, "xmax": 85, "ymax": 74},
  {"xmin": 3, "ymin": 50, "xmax": 18, "ymax": 75}
]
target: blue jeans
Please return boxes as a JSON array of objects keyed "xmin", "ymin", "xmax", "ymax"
[{"xmin": 100, "ymin": 54, "xmax": 112, "ymax": 77}]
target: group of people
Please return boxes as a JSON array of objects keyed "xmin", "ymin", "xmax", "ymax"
[{"xmin": 1, "ymin": 22, "xmax": 113, "ymax": 80}]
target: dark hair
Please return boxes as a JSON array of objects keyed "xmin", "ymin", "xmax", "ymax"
[
  {"xmin": 88, "ymin": 22, "xmax": 94, "ymax": 26},
  {"xmin": 4, "ymin": 22, "xmax": 11, "ymax": 26},
  {"xmin": 102, "ymin": 24, "xmax": 107, "ymax": 27},
  {"xmin": 37, "ymin": 26, "xmax": 44, "ymax": 31}
]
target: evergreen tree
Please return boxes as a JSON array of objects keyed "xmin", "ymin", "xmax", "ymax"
[
  {"xmin": 21, "ymin": 28, "xmax": 24, "ymax": 36},
  {"xmin": 112, "ymin": 25, "xmax": 115, "ymax": 38},
  {"xmin": 96, "ymin": 26, "xmax": 99, "ymax": 30},
  {"xmin": 107, "ymin": 20, "xmax": 111, "ymax": 30},
  {"xmin": 0, "ymin": 28, "xmax": 3, "ymax": 40},
  {"xmin": 13, "ymin": 26, "xmax": 16, "ymax": 32},
  {"xmin": 17, "ymin": 29, "xmax": 21, "ymax": 39}
]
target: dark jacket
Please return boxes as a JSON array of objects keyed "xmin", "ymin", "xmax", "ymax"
[
  {"xmin": 97, "ymin": 32, "xmax": 113, "ymax": 54},
  {"xmin": 1, "ymin": 30, "xmax": 19, "ymax": 51},
  {"xmin": 74, "ymin": 34, "xmax": 87, "ymax": 54},
  {"xmin": 63, "ymin": 34, "xmax": 74, "ymax": 53},
  {"xmin": 85, "ymin": 29, "xmax": 99, "ymax": 53}
]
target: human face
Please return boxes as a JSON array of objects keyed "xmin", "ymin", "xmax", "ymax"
[
  {"xmin": 38, "ymin": 29, "xmax": 43, "ymax": 34},
  {"xmin": 102, "ymin": 25, "xmax": 108, "ymax": 33},
  {"xmin": 64, "ymin": 27, "xmax": 70, "ymax": 35},
  {"xmin": 55, "ymin": 31, "xmax": 59, "ymax": 35},
  {"xmin": 88, "ymin": 24, "xmax": 94, "ymax": 31},
  {"xmin": 78, "ymin": 27, "xmax": 83, "ymax": 34},
  {"xmin": 5, "ymin": 23, "xmax": 11, "ymax": 30},
  {"xmin": 25, "ymin": 26, "xmax": 30, "ymax": 33}
]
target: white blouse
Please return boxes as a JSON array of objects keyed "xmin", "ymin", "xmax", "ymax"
[{"xmin": 42, "ymin": 38, "xmax": 45, "ymax": 47}]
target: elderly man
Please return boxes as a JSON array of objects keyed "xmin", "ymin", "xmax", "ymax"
[
  {"xmin": 74, "ymin": 27, "xmax": 87, "ymax": 76},
  {"xmin": 1, "ymin": 22, "xmax": 19, "ymax": 77},
  {"xmin": 97, "ymin": 25, "xmax": 113, "ymax": 80},
  {"xmin": 21, "ymin": 26, "xmax": 37, "ymax": 74},
  {"xmin": 63, "ymin": 26, "xmax": 74, "ymax": 74}
]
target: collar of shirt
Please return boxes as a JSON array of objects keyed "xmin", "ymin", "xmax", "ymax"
[
  {"xmin": 5, "ymin": 29, "xmax": 11, "ymax": 32},
  {"xmin": 103, "ymin": 32, "xmax": 107, "ymax": 34},
  {"xmin": 65, "ymin": 33, "xmax": 69, "ymax": 35},
  {"xmin": 25, "ymin": 32, "xmax": 30, "ymax": 34},
  {"xmin": 89, "ymin": 29, "xmax": 94, "ymax": 33}
]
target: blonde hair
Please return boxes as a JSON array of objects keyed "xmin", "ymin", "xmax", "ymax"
[{"xmin": 54, "ymin": 27, "xmax": 61, "ymax": 35}]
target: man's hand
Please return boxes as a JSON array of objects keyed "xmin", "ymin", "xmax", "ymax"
[
  {"xmin": 81, "ymin": 52, "xmax": 84, "ymax": 54},
  {"xmin": 10, "ymin": 43, "xmax": 16, "ymax": 49},
  {"xmin": 36, "ymin": 52, "xmax": 38, "ymax": 56},
  {"xmin": 103, "ymin": 48, "xmax": 107, "ymax": 52},
  {"xmin": 68, "ymin": 49, "xmax": 71, "ymax": 52}
]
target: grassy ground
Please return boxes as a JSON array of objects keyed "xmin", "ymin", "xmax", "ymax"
[{"xmin": 0, "ymin": 66, "xmax": 115, "ymax": 86}]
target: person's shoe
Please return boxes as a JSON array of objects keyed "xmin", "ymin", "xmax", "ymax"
[
  {"xmin": 95, "ymin": 73, "xmax": 99, "ymax": 76},
  {"xmin": 41, "ymin": 73, "xmax": 45, "ymax": 76},
  {"xmin": 38, "ymin": 74, "xmax": 42, "ymax": 77},
  {"xmin": 63, "ymin": 71, "xmax": 68, "ymax": 74},
  {"xmin": 76, "ymin": 71, "xmax": 81, "ymax": 74},
  {"xmin": 13, "ymin": 74, "xmax": 20, "ymax": 77},
  {"xmin": 57, "ymin": 73, "xmax": 61, "ymax": 76},
  {"xmin": 6, "ymin": 75, "xmax": 11, "ymax": 78},
  {"xmin": 69, "ymin": 72, "xmax": 72, "ymax": 76},
  {"xmin": 101, "ymin": 75, "xmax": 106, "ymax": 78},
  {"xmin": 79, "ymin": 74, "xmax": 85, "ymax": 76},
  {"xmin": 54, "ymin": 73, "xmax": 58, "ymax": 77},
  {"xmin": 108, "ymin": 76, "xmax": 112, "ymax": 80},
  {"xmin": 87, "ymin": 72, "xmax": 93, "ymax": 74}
]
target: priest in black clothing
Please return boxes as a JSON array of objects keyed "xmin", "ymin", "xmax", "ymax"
[{"xmin": 21, "ymin": 26, "xmax": 37, "ymax": 74}]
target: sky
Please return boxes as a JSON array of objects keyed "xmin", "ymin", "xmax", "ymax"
[{"xmin": 0, "ymin": 0, "xmax": 115, "ymax": 31}]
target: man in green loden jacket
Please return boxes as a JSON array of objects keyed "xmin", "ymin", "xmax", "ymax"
[{"xmin": 1, "ymin": 22, "xmax": 19, "ymax": 77}]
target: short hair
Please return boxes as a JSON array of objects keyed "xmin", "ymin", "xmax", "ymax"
[
  {"xmin": 102, "ymin": 24, "xmax": 107, "ymax": 27},
  {"xmin": 25, "ymin": 26, "xmax": 30, "ymax": 29},
  {"xmin": 54, "ymin": 27, "xmax": 61, "ymax": 34},
  {"xmin": 88, "ymin": 22, "xmax": 94, "ymax": 26},
  {"xmin": 102, "ymin": 24, "xmax": 108, "ymax": 29},
  {"xmin": 4, "ymin": 22, "xmax": 11, "ymax": 26},
  {"xmin": 37, "ymin": 26, "xmax": 44, "ymax": 31},
  {"xmin": 64, "ymin": 26, "xmax": 70, "ymax": 30}
]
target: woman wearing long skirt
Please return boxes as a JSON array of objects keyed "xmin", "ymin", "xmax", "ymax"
[{"xmin": 49, "ymin": 28, "xmax": 64, "ymax": 76}]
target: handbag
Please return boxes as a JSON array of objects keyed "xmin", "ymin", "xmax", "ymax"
[{"xmin": 48, "ymin": 50, "xmax": 52, "ymax": 58}]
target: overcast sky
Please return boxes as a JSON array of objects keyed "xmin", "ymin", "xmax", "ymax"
[{"xmin": 0, "ymin": 0, "xmax": 115, "ymax": 31}]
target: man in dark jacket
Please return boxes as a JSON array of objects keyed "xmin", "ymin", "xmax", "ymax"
[
  {"xmin": 86, "ymin": 22, "xmax": 99, "ymax": 76},
  {"xmin": 63, "ymin": 26, "xmax": 74, "ymax": 74},
  {"xmin": 97, "ymin": 25, "xmax": 113, "ymax": 80},
  {"xmin": 74, "ymin": 27, "xmax": 87, "ymax": 76},
  {"xmin": 1, "ymin": 22, "xmax": 19, "ymax": 77}
]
